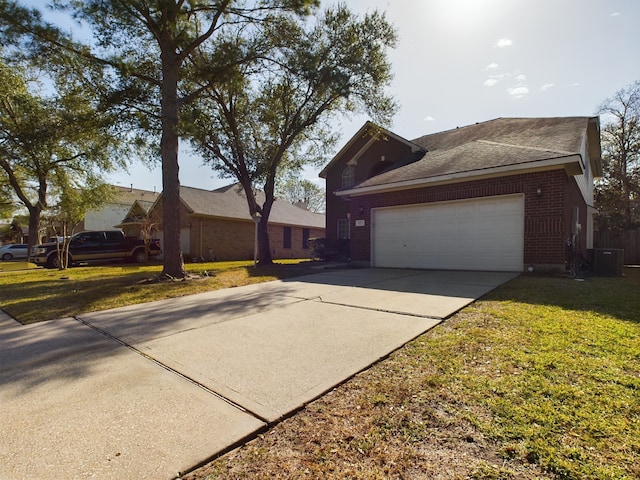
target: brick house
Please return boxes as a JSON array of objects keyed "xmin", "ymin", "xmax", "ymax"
[
  {"xmin": 82, "ymin": 185, "xmax": 159, "ymax": 231},
  {"xmin": 319, "ymin": 117, "xmax": 602, "ymax": 272},
  {"xmin": 145, "ymin": 184, "xmax": 325, "ymax": 261}
]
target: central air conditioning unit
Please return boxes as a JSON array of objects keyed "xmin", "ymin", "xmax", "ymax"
[{"xmin": 593, "ymin": 248, "xmax": 624, "ymax": 276}]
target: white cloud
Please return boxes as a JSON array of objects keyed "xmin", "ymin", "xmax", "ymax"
[
  {"xmin": 610, "ymin": 12, "xmax": 621, "ymax": 17},
  {"xmin": 540, "ymin": 83, "xmax": 555, "ymax": 91},
  {"xmin": 483, "ymin": 62, "xmax": 499, "ymax": 70},
  {"xmin": 507, "ymin": 86, "xmax": 529, "ymax": 98},
  {"xmin": 423, "ymin": 116, "xmax": 436, "ymax": 122},
  {"xmin": 495, "ymin": 38, "xmax": 513, "ymax": 48},
  {"xmin": 516, "ymin": 74, "xmax": 527, "ymax": 81},
  {"xmin": 570, "ymin": 82, "xmax": 581, "ymax": 87},
  {"xmin": 484, "ymin": 78, "xmax": 499, "ymax": 87}
]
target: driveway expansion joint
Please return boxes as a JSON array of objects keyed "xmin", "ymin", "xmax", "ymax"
[
  {"xmin": 314, "ymin": 298, "xmax": 443, "ymax": 320},
  {"xmin": 72, "ymin": 315, "xmax": 271, "ymax": 424}
]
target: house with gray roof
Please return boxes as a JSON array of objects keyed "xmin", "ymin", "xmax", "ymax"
[
  {"xmin": 320, "ymin": 117, "xmax": 602, "ymax": 272},
  {"xmin": 81, "ymin": 185, "xmax": 159, "ymax": 232},
  {"xmin": 144, "ymin": 184, "xmax": 325, "ymax": 261}
]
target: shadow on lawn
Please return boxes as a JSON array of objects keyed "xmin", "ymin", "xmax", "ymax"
[
  {"xmin": 1, "ymin": 278, "xmax": 303, "ymax": 395},
  {"xmin": 484, "ymin": 266, "xmax": 640, "ymax": 324}
]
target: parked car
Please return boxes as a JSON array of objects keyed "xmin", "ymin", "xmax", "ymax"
[
  {"xmin": 0, "ymin": 243, "xmax": 29, "ymax": 260},
  {"xmin": 30, "ymin": 230, "xmax": 162, "ymax": 268}
]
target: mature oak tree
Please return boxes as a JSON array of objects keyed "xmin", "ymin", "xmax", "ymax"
[
  {"xmin": 0, "ymin": 59, "xmax": 123, "ymax": 256},
  {"xmin": 595, "ymin": 81, "xmax": 640, "ymax": 230},
  {"xmin": 186, "ymin": 5, "xmax": 397, "ymax": 263}
]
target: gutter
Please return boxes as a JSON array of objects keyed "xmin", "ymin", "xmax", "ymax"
[{"xmin": 335, "ymin": 154, "xmax": 583, "ymax": 197}]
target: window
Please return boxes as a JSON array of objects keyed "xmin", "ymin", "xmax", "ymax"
[
  {"xmin": 337, "ymin": 219, "xmax": 350, "ymax": 239},
  {"xmin": 302, "ymin": 228, "xmax": 310, "ymax": 249},
  {"xmin": 105, "ymin": 231, "xmax": 122, "ymax": 243},
  {"xmin": 341, "ymin": 165, "xmax": 355, "ymax": 188},
  {"xmin": 283, "ymin": 226, "xmax": 292, "ymax": 249}
]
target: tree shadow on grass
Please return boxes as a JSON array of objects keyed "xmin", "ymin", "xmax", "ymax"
[{"xmin": 483, "ymin": 267, "xmax": 640, "ymax": 324}]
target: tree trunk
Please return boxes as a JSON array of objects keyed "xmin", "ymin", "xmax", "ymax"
[
  {"xmin": 159, "ymin": 49, "xmax": 186, "ymax": 279},
  {"xmin": 257, "ymin": 216, "xmax": 273, "ymax": 265},
  {"xmin": 26, "ymin": 206, "xmax": 41, "ymax": 261}
]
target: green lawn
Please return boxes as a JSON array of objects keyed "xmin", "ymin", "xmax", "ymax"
[
  {"xmin": 0, "ymin": 259, "xmax": 318, "ymax": 324},
  {"xmin": 186, "ymin": 268, "xmax": 640, "ymax": 480}
]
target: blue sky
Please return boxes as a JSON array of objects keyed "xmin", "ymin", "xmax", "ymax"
[{"xmin": 29, "ymin": 0, "xmax": 640, "ymax": 192}]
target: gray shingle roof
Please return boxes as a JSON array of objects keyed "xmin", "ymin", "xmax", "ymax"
[
  {"xmin": 412, "ymin": 117, "xmax": 589, "ymax": 153},
  {"xmin": 109, "ymin": 185, "xmax": 159, "ymax": 206},
  {"xmin": 341, "ymin": 117, "xmax": 597, "ymax": 192},
  {"xmin": 179, "ymin": 184, "xmax": 325, "ymax": 229}
]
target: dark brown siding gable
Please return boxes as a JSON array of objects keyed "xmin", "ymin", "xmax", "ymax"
[{"xmin": 325, "ymin": 137, "xmax": 418, "ymax": 242}]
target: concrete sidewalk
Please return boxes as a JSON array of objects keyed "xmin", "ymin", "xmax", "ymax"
[{"xmin": 0, "ymin": 269, "xmax": 517, "ymax": 479}]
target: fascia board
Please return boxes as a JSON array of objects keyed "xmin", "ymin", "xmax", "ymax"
[{"xmin": 336, "ymin": 155, "xmax": 583, "ymax": 197}]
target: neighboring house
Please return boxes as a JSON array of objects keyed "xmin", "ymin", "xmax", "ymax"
[
  {"xmin": 81, "ymin": 185, "xmax": 159, "ymax": 231},
  {"xmin": 320, "ymin": 117, "xmax": 602, "ymax": 272},
  {"xmin": 116, "ymin": 199, "xmax": 158, "ymax": 238},
  {"xmin": 146, "ymin": 184, "xmax": 325, "ymax": 261}
]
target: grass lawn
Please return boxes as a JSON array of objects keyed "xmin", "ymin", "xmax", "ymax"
[
  {"xmin": 184, "ymin": 268, "xmax": 640, "ymax": 480},
  {"xmin": 0, "ymin": 259, "xmax": 318, "ymax": 324},
  {"xmin": 0, "ymin": 260, "xmax": 39, "ymax": 272}
]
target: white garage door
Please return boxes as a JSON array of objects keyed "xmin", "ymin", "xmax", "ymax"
[{"xmin": 372, "ymin": 194, "xmax": 524, "ymax": 271}]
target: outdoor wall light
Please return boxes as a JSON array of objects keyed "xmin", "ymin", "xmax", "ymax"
[
  {"xmin": 358, "ymin": 205, "xmax": 365, "ymax": 215},
  {"xmin": 536, "ymin": 187, "xmax": 542, "ymax": 196}
]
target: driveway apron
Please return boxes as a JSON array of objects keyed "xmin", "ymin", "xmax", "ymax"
[{"xmin": 0, "ymin": 268, "xmax": 517, "ymax": 479}]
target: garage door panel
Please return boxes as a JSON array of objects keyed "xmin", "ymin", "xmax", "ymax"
[{"xmin": 372, "ymin": 195, "xmax": 524, "ymax": 272}]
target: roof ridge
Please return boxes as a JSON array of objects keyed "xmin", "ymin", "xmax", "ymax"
[
  {"xmin": 410, "ymin": 116, "xmax": 593, "ymax": 143},
  {"xmin": 181, "ymin": 184, "xmax": 226, "ymax": 193}
]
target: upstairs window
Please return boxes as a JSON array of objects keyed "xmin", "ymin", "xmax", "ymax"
[{"xmin": 341, "ymin": 165, "xmax": 355, "ymax": 188}]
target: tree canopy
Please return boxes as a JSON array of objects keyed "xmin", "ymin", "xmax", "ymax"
[
  {"xmin": 0, "ymin": 57, "xmax": 124, "ymax": 254},
  {"xmin": 186, "ymin": 5, "xmax": 397, "ymax": 263},
  {"xmin": 277, "ymin": 177, "xmax": 325, "ymax": 214},
  {"xmin": 595, "ymin": 81, "xmax": 640, "ymax": 231},
  {"xmin": 0, "ymin": 178, "xmax": 15, "ymax": 219}
]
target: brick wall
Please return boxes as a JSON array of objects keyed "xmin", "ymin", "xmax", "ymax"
[
  {"xmin": 188, "ymin": 217, "xmax": 324, "ymax": 261},
  {"xmin": 268, "ymin": 225, "xmax": 325, "ymax": 259},
  {"xmin": 191, "ymin": 218, "xmax": 254, "ymax": 260},
  {"xmin": 154, "ymin": 200, "xmax": 324, "ymax": 261},
  {"xmin": 347, "ymin": 170, "xmax": 587, "ymax": 270}
]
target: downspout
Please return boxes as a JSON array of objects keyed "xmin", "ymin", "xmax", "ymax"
[{"xmin": 200, "ymin": 218, "xmax": 203, "ymax": 260}]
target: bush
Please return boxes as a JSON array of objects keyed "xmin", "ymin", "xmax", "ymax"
[{"xmin": 308, "ymin": 237, "xmax": 350, "ymax": 262}]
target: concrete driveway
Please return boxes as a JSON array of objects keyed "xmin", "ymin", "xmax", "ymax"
[{"xmin": 0, "ymin": 268, "xmax": 517, "ymax": 480}]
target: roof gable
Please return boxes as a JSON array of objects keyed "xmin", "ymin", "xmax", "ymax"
[{"xmin": 319, "ymin": 121, "xmax": 425, "ymax": 178}]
